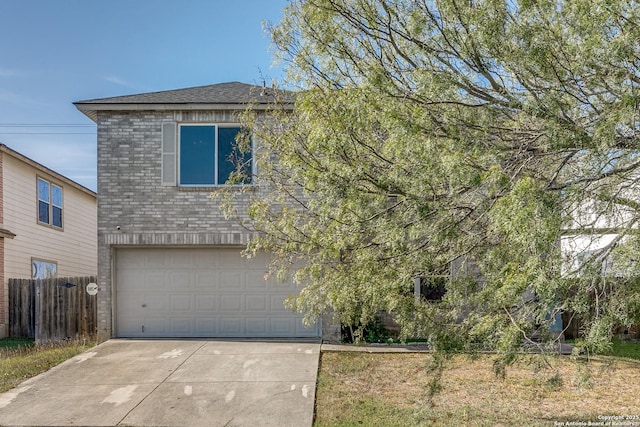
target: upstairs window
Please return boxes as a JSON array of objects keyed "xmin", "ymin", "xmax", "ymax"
[
  {"xmin": 37, "ymin": 177, "xmax": 63, "ymax": 228},
  {"xmin": 178, "ymin": 124, "xmax": 252, "ymax": 186}
]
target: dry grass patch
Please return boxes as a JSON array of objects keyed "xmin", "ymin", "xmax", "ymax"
[
  {"xmin": 0, "ymin": 339, "xmax": 94, "ymax": 393},
  {"xmin": 314, "ymin": 351, "xmax": 640, "ymax": 426}
]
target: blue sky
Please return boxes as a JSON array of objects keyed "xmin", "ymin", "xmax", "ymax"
[{"xmin": 0, "ymin": 0, "xmax": 289, "ymax": 191}]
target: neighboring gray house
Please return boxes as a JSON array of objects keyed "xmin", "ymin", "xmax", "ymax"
[{"xmin": 75, "ymin": 82, "xmax": 336, "ymax": 342}]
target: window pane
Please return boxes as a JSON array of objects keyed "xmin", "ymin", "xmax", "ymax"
[
  {"xmin": 32, "ymin": 260, "xmax": 57, "ymax": 280},
  {"xmin": 180, "ymin": 125, "xmax": 216, "ymax": 185},
  {"xmin": 52, "ymin": 206, "xmax": 62, "ymax": 228},
  {"xmin": 419, "ymin": 276, "xmax": 448, "ymax": 301},
  {"xmin": 38, "ymin": 178, "xmax": 50, "ymax": 202},
  {"xmin": 39, "ymin": 200, "xmax": 50, "ymax": 223},
  {"xmin": 52, "ymin": 185, "xmax": 63, "ymax": 207},
  {"xmin": 217, "ymin": 127, "xmax": 251, "ymax": 184}
]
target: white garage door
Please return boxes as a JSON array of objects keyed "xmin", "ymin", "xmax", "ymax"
[{"xmin": 115, "ymin": 248, "xmax": 319, "ymax": 338}]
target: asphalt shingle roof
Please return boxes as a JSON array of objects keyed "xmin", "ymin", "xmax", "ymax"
[
  {"xmin": 75, "ymin": 82, "xmax": 294, "ymax": 105},
  {"xmin": 74, "ymin": 82, "xmax": 295, "ymax": 121}
]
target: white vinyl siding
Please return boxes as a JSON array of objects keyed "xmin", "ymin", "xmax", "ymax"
[{"xmin": 3, "ymin": 155, "xmax": 97, "ymax": 281}]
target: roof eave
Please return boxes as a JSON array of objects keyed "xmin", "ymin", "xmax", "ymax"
[
  {"xmin": 74, "ymin": 102, "xmax": 294, "ymax": 123},
  {"xmin": 0, "ymin": 144, "xmax": 97, "ymax": 198}
]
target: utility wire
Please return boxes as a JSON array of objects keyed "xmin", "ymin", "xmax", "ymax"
[
  {"xmin": 0, "ymin": 124, "xmax": 96, "ymax": 135},
  {"xmin": 0, "ymin": 124, "xmax": 95, "ymax": 127},
  {"xmin": 0, "ymin": 132, "xmax": 96, "ymax": 135}
]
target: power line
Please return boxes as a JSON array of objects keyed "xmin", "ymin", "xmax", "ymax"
[
  {"xmin": 0, "ymin": 124, "xmax": 95, "ymax": 127},
  {"xmin": 0, "ymin": 132, "xmax": 96, "ymax": 135},
  {"xmin": 0, "ymin": 124, "xmax": 96, "ymax": 135}
]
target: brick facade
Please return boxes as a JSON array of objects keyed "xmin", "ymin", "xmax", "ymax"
[
  {"xmin": 95, "ymin": 109, "xmax": 339, "ymax": 341},
  {"xmin": 96, "ymin": 111, "xmax": 256, "ymax": 234}
]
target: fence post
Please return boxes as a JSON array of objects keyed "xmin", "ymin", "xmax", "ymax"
[
  {"xmin": 8, "ymin": 279, "xmax": 15, "ymax": 337},
  {"xmin": 28, "ymin": 280, "xmax": 35, "ymax": 338},
  {"xmin": 34, "ymin": 280, "xmax": 41, "ymax": 345}
]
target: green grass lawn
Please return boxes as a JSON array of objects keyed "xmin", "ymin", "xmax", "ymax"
[
  {"xmin": 0, "ymin": 337, "xmax": 35, "ymax": 350},
  {"xmin": 608, "ymin": 338, "xmax": 640, "ymax": 360},
  {"xmin": 0, "ymin": 338, "xmax": 94, "ymax": 393}
]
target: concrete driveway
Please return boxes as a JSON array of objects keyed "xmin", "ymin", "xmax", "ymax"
[{"xmin": 0, "ymin": 339, "xmax": 320, "ymax": 427}]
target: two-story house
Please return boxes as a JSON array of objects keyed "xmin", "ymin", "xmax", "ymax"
[
  {"xmin": 75, "ymin": 82, "xmax": 335, "ymax": 342},
  {"xmin": 0, "ymin": 144, "xmax": 97, "ymax": 338}
]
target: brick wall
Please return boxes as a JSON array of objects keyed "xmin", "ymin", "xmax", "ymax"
[
  {"xmin": 95, "ymin": 110, "xmax": 285, "ymax": 340},
  {"xmin": 96, "ymin": 111, "xmax": 256, "ymax": 235}
]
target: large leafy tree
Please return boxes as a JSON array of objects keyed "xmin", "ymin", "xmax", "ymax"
[{"xmin": 229, "ymin": 0, "xmax": 640, "ymax": 354}]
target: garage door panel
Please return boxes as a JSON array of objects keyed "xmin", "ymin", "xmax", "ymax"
[
  {"xmin": 275, "ymin": 279, "xmax": 299, "ymax": 291},
  {"xmin": 163, "ymin": 273, "xmax": 188, "ymax": 293},
  {"xmin": 169, "ymin": 251, "xmax": 196, "ymax": 268},
  {"xmin": 144, "ymin": 294, "xmax": 169, "ymax": 311},
  {"xmin": 195, "ymin": 271, "xmax": 217, "ymax": 290},
  {"xmin": 170, "ymin": 318, "xmax": 193, "ymax": 335},
  {"xmin": 296, "ymin": 321, "xmax": 315, "ymax": 335},
  {"xmin": 220, "ymin": 317, "xmax": 243, "ymax": 335},
  {"xmin": 116, "ymin": 248, "xmax": 320, "ymax": 338},
  {"xmin": 217, "ymin": 250, "xmax": 245, "ymax": 266},
  {"xmin": 119, "ymin": 270, "xmax": 145, "ymax": 287},
  {"xmin": 246, "ymin": 318, "xmax": 268, "ymax": 334},
  {"xmin": 117, "ymin": 252, "xmax": 145, "ymax": 269},
  {"xmin": 169, "ymin": 295, "xmax": 193, "ymax": 311},
  {"xmin": 195, "ymin": 295, "xmax": 218, "ymax": 312},
  {"xmin": 271, "ymin": 318, "xmax": 294, "ymax": 335},
  {"xmin": 144, "ymin": 252, "xmax": 169, "ymax": 269},
  {"xmin": 270, "ymin": 295, "xmax": 292, "ymax": 312},
  {"xmin": 220, "ymin": 271, "xmax": 242, "ymax": 289},
  {"xmin": 138, "ymin": 272, "xmax": 165, "ymax": 291},
  {"xmin": 246, "ymin": 295, "xmax": 268, "ymax": 312},
  {"xmin": 195, "ymin": 318, "xmax": 216, "ymax": 335},
  {"xmin": 219, "ymin": 295, "xmax": 242, "ymax": 311},
  {"xmin": 141, "ymin": 317, "xmax": 168, "ymax": 336},
  {"xmin": 118, "ymin": 296, "xmax": 144, "ymax": 312},
  {"xmin": 117, "ymin": 316, "xmax": 141, "ymax": 335},
  {"xmin": 245, "ymin": 271, "xmax": 268, "ymax": 289}
]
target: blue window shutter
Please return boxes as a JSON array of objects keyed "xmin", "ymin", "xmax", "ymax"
[{"xmin": 162, "ymin": 122, "xmax": 177, "ymax": 186}]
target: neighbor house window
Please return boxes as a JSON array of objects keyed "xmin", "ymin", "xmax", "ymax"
[
  {"xmin": 32, "ymin": 259, "xmax": 57, "ymax": 279},
  {"xmin": 417, "ymin": 276, "xmax": 448, "ymax": 301},
  {"xmin": 178, "ymin": 124, "xmax": 252, "ymax": 186},
  {"xmin": 37, "ymin": 177, "xmax": 63, "ymax": 228},
  {"xmin": 414, "ymin": 265, "xmax": 450, "ymax": 303}
]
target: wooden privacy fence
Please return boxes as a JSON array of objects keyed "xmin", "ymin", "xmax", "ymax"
[{"xmin": 8, "ymin": 276, "xmax": 98, "ymax": 343}]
